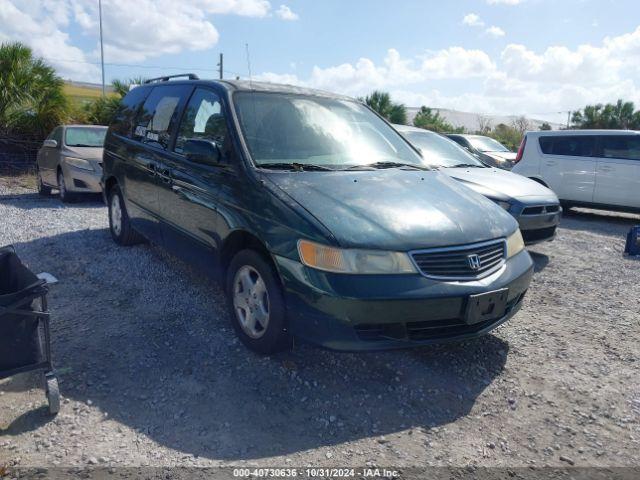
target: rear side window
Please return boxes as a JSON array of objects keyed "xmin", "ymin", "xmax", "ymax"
[
  {"xmin": 539, "ymin": 136, "xmax": 596, "ymax": 157},
  {"xmin": 111, "ymin": 86, "xmax": 151, "ymax": 138},
  {"xmin": 132, "ymin": 85, "xmax": 191, "ymax": 150},
  {"xmin": 600, "ymin": 135, "xmax": 640, "ymax": 160}
]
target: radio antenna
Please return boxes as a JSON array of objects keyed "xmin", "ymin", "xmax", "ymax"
[{"xmin": 245, "ymin": 43, "xmax": 254, "ymax": 88}]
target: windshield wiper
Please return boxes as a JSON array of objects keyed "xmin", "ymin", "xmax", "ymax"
[
  {"xmin": 345, "ymin": 161, "xmax": 430, "ymax": 171},
  {"xmin": 258, "ymin": 162, "xmax": 332, "ymax": 171},
  {"xmin": 448, "ymin": 163, "xmax": 484, "ymax": 168},
  {"xmin": 69, "ymin": 144, "xmax": 99, "ymax": 147}
]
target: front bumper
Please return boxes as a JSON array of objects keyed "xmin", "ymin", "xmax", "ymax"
[
  {"xmin": 61, "ymin": 163, "xmax": 102, "ymax": 193},
  {"xmin": 512, "ymin": 204, "xmax": 562, "ymax": 245},
  {"xmin": 274, "ymin": 250, "xmax": 534, "ymax": 351}
]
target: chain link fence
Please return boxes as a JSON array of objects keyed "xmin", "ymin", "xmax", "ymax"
[{"xmin": 0, "ymin": 135, "xmax": 41, "ymax": 175}]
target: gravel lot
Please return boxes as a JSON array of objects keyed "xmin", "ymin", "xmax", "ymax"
[{"xmin": 1, "ymin": 176, "xmax": 639, "ymax": 470}]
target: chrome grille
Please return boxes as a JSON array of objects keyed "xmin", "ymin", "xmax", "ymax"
[
  {"xmin": 522, "ymin": 204, "xmax": 560, "ymax": 215},
  {"xmin": 410, "ymin": 239, "xmax": 506, "ymax": 280}
]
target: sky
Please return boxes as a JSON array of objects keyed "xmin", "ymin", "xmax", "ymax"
[{"xmin": 1, "ymin": 0, "xmax": 640, "ymax": 123}]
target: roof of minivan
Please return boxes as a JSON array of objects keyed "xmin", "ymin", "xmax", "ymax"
[
  {"xmin": 526, "ymin": 129, "xmax": 640, "ymax": 136},
  {"xmin": 138, "ymin": 78, "xmax": 355, "ymax": 101},
  {"xmin": 393, "ymin": 124, "xmax": 439, "ymax": 135}
]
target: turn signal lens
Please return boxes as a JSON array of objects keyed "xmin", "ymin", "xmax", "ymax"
[{"xmin": 297, "ymin": 240, "xmax": 417, "ymax": 274}]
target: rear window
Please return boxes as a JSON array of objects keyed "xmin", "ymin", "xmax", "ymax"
[
  {"xmin": 132, "ymin": 85, "xmax": 191, "ymax": 150},
  {"xmin": 600, "ymin": 135, "xmax": 640, "ymax": 160},
  {"xmin": 111, "ymin": 86, "xmax": 151, "ymax": 138},
  {"xmin": 539, "ymin": 136, "xmax": 596, "ymax": 157}
]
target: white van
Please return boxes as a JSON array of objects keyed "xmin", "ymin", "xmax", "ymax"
[{"xmin": 512, "ymin": 130, "xmax": 640, "ymax": 211}]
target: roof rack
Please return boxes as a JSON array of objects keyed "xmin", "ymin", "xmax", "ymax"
[{"xmin": 143, "ymin": 73, "xmax": 200, "ymax": 84}]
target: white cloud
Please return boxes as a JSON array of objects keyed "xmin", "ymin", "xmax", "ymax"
[
  {"xmin": 486, "ymin": 26, "xmax": 505, "ymax": 37},
  {"xmin": 0, "ymin": 0, "xmax": 284, "ymax": 80},
  {"xmin": 462, "ymin": 13, "xmax": 484, "ymax": 27},
  {"xmin": 276, "ymin": 4, "xmax": 299, "ymax": 21},
  {"xmin": 256, "ymin": 26, "xmax": 640, "ymax": 119}
]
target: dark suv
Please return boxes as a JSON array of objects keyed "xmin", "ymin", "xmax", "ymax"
[{"xmin": 102, "ymin": 74, "xmax": 533, "ymax": 353}]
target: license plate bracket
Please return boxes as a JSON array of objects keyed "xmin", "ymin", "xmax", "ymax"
[{"xmin": 464, "ymin": 288, "xmax": 509, "ymax": 325}]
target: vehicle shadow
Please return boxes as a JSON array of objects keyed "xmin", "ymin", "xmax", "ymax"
[
  {"xmin": 560, "ymin": 207, "xmax": 639, "ymax": 237},
  {"xmin": 3, "ymin": 228, "xmax": 509, "ymax": 460},
  {"xmin": 0, "ymin": 192, "xmax": 103, "ymax": 210},
  {"xmin": 528, "ymin": 251, "xmax": 549, "ymax": 273}
]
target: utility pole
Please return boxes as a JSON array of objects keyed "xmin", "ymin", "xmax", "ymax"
[
  {"xmin": 217, "ymin": 53, "xmax": 223, "ymax": 80},
  {"xmin": 99, "ymin": 0, "xmax": 105, "ymax": 97},
  {"xmin": 566, "ymin": 111, "xmax": 571, "ymax": 129}
]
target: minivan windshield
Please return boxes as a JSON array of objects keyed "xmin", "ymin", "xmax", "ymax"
[
  {"xmin": 467, "ymin": 136, "xmax": 510, "ymax": 153},
  {"xmin": 234, "ymin": 92, "xmax": 424, "ymax": 169},
  {"xmin": 65, "ymin": 127, "xmax": 107, "ymax": 147},
  {"xmin": 403, "ymin": 131, "xmax": 485, "ymax": 168}
]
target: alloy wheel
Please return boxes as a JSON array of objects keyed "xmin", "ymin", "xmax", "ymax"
[
  {"xmin": 233, "ymin": 265, "xmax": 270, "ymax": 339},
  {"xmin": 110, "ymin": 194, "xmax": 122, "ymax": 237}
]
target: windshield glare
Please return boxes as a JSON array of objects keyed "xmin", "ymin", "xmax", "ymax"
[
  {"xmin": 234, "ymin": 92, "xmax": 423, "ymax": 168},
  {"xmin": 467, "ymin": 136, "xmax": 510, "ymax": 152},
  {"xmin": 404, "ymin": 131, "xmax": 484, "ymax": 168},
  {"xmin": 65, "ymin": 127, "xmax": 107, "ymax": 147}
]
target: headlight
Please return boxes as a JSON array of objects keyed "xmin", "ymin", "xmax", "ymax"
[
  {"xmin": 64, "ymin": 157, "xmax": 94, "ymax": 171},
  {"xmin": 297, "ymin": 240, "xmax": 417, "ymax": 274},
  {"xmin": 506, "ymin": 229, "xmax": 525, "ymax": 258}
]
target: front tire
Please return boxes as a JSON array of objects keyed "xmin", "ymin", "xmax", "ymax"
[
  {"xmin": 57, "ymin": 170, "xmax": 75, "ymax": 203},
  {"xmin": 108, "ymin": 185, "xmax": 145, "ymax": 246},
  {"xmin": 226, "ymin": 250, "xmax": 291, "ymax": 354}
]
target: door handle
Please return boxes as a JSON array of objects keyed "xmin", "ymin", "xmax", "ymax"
[
  {"xmin": 158, "ymin": 169, "xmax": 172, "ymax": 184},
  {"xmin": 545, "ymin": 161, "xmax": 557, "ymax": 166}
]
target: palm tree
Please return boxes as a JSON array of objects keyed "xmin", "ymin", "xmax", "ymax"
[
  {"xmin": 0, "ymin": 42, "xmax": 69, "ymax": 137},
  {"xmin": 361, "ymin": 91, "xmax": 407, "ymax": 125}
]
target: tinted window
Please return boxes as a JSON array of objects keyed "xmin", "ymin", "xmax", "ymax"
[
  {"xmin": 175, "ymin": 88, "xmax": 228, "ymax": 155},
  {"xmin": 132, "ymin": 85, "xmax": 191, "ymax": 150},
  {"xmin": 600, "ymin": 135, "xmax": 640, "ymax": 160},
  {"xmin": 65, "ymin": 127, "xmax": 107, "ymax": 147},
  {"xmin": 539, "ymin": 136, "xmax": 596, "ymax": 157},
  {"xmin": 112, "ymin": 86, "xmax": 151, "ymax": 138}
]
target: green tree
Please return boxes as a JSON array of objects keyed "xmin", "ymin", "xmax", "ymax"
[
  {"xmin": 83, "ymin": 77, "xmax": 146, "ymax": 125},
  {"xmin": 0, "ymin": 42, "xmax": 69, "ymax": 137},
  {"xmin": 539, "ymin": 122, "xmax": 552, "ymax": 130},
  {"xmin": 361, "ymin": 91, "xmax": 407, "ymax": 124},
  {"xmin": 413, "ymin": 106, "xmax": 462, "ymax": 133},
  {"xmin": 571, "ymin": 99, "xmax": 639, "ymax": 129},
  {"xmin": 489, "ymin": 123, "xmax": 521, "ymax": 151}
]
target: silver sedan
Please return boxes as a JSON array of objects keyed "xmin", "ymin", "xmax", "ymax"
[
  {"xmin": 36, "ymin": 125, "xmax": 107, "ymax": 202},
  {"xmin": 395, "ymin": 125, "xmax": 561, "ymax": 245}
]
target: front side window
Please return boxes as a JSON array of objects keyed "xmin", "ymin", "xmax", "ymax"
[
  {"xmin": 175, "ymin": 88, "xmax": 227, "ymax": 155},
  {"xmin": 65, "ymin": 127, "xmax": 107, "ymax": 147},
  {"xmin": 234, "ymin": 92, "xmax": 422, "ymax": 168},
  {"xmin": 539, "ymin": 136, "xmax": 596, "ymax": 157},
  {"xmin": 112, "ymin": 86, "xmax": 150, "ymax": 138},
  {"xmin": 404, "ymin": 131, "xmax": 484, "ymax": 168},
  {"xmin": 133, "ymin": 85, "xmax": 191, "ymax": 150},
  {"xmin": 467, "ymin": 136, "xmax": 511, "ymax": 153},
  {"xmin": 600, "ymin": 135, "xmax": 640, "ymax": 160}
]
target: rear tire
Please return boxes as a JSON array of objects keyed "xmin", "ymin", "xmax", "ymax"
[
  {"xmin": 108, "ymin": 185, "xmax": 145, "ymax": 246},
  {"xmin": 226, "ymin": 249, "xmax": 291, "ymax": 354},
  {"xmin": 37, "ymin": 169, "xmax": 51, "ymax": 196}
]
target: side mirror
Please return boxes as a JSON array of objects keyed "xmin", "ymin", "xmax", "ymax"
[
  {"xmin": 43, "ymin": 139, "xmax": 57, "ymax": 148},
  {"xmin": 183, "ymin": 139, "xmax": 221, "ymax": 166}
]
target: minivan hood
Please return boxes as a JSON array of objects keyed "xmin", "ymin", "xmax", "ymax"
[
  {"xmin": 265, "ymin": 170, "xmax": 517, "ymax": 251},
  {"xmin": 63, "ymin": 146, "xmax": 104, "ymax": 161},
  {"xmin": 446, "ymin": 167, "xmax": 558, "ymax": 201}
]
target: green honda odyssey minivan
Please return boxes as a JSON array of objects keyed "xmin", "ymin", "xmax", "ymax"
[{"xmin": 102, "ymin": 74, "xmax": 533, "ymax": 353}]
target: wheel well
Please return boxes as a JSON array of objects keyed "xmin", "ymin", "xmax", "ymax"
[
  {"xmin": 220, "ymin": 231, "xmax": 272, "ymax": 276},
  {"xmin": 529, "ymin": 177, "xmax": 548, "ymax": 187},
  {"xmin": 104, "ymin": 176, "xmax": 118, "ymax": 196}
]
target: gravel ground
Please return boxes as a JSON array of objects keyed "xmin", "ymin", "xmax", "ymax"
[{"xmin": 1, "ymin": 176, "xmax": 639, "ymax": 470}]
